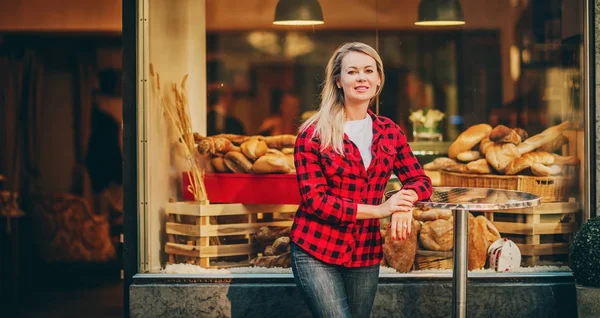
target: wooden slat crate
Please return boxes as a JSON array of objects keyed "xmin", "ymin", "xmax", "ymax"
[
  {"xmin": 475, "ymin": 200, "xmax": 579, "ymax": 267},
  {"xmin": 165, "ymin": 202, "xmax": 297, "ymax": 268}
]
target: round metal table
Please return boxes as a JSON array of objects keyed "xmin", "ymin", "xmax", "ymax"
[{"xmin": 385, "ymin": 187, "xmax": 540, "ymax": 318}]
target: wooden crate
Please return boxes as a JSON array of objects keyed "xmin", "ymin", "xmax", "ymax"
[
  {"xmin": 475, "ymin": 200, "xmax": 579, "ymax": 266},
  {"xmin": 165, "ymin": 202, "xmax": 297, "ymax": 268}
]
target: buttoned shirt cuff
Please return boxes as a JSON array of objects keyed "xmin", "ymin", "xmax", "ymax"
[
  {"xmin": 401, "ymin": 185, "xmax": 425, "ymax": 201},
  {"xmin": 340, "ymin": 201, "xmax": 358, "ymax": 225}
]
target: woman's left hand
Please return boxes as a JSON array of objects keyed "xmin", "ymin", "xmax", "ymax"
[{"xmin": 389, "ymin": 210, "xmax": 413, "ymax": 241}]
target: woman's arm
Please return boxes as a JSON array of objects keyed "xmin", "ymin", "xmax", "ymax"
[{"xmin": 295, "ymin": 130, "xmax": 412, "ymax": 224}]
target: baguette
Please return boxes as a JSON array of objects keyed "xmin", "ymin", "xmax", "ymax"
[
  {"xmin": 263, "ymin": 134, "xmax": 296, "ymax": 149},
  {"xmin": 448, "ymin": 124, "xmax": 493, "ymax": 159},
  {"xmin": 551, "ymin": 154, "xmax": 579, "ymax": 165},
  {"xmin": 505, "ymin": 151, "xmax": 555, "ymax": 175},
  {"xmin": 423, "ymin": 157, "xmax": 457, "ymax": 171},
  {"xmin": 517, "ymin": 121, "xmax": 571, "ymax": 155},
  {"xmin": 537, "ymin": 134, "xmax": 567, "ymax": 153},
  {"xmin": 198, "ymin": 136, "xmax": 239, "ymax": 155},
  {"xmin": 531, "ymin": 163, "xmax": 563, "ymax": 176}
]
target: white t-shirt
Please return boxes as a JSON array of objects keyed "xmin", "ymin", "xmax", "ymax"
[{"xmin": 344, "ymin": 115, "xmax": 373, "ymax": 169}]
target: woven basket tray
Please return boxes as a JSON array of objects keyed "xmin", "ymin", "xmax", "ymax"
[
  {"xmin": 414, "ymin": 250, "xmax": 453, "ymax": 270},
  {"xmin": 440, "ymin": 171, "xmax": 571, "ymax": 202}
]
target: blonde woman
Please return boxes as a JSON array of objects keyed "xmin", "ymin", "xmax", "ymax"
[{"xmin": 290, "ymin": 42, "xmax": 432, "ymax": 318}]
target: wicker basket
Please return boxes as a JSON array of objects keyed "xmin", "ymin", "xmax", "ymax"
[
  {"xmin": 439, "ymin": 171, "xmax": 571, "ymax": 202},
  {"xmin": 414, "ymin": 250, "xmax": 453, "ymax": 270}
]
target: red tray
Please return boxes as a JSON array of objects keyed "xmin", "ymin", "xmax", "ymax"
[{"xmin": 182, "ymin": 173, "xmax": 300, "ymax": 204}]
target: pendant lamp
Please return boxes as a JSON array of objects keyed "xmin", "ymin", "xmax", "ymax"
[
  {"xmin": 273, "ymin": 0, "xmax": 324, "ymax": 26},
  {"xmin": 415, "ymin": 0, "xmax": 465, "ymax": 26}
]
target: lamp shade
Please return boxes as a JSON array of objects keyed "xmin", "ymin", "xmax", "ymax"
[
  {"xmin": 415, "ymin": 0, "xmax": 465, "ymax": 26},
  {"xmin": 273, "ymin": 0, "xmax": 324, "ymax": 26}
]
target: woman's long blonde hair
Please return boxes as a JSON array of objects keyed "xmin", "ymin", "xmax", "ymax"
[{"xmin": 299, "ymin": 42, "xmax": 385, "ymax": 155}]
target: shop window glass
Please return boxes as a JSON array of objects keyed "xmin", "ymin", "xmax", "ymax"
[{"xmin": 139, "ymin": 0, "xmax": 587, "ymax": 275}]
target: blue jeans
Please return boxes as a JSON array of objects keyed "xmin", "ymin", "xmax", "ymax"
[{"xmin": 291, "ymin": 243, "xmax": 380, "ymax": 318}]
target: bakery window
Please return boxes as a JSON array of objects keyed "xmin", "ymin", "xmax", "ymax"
[{"xmin": 130, "ymin": 0, "xmax": 592, "ymax": 276}]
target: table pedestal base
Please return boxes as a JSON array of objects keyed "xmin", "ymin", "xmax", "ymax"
[{"xmin": 452, "ymin": 209, "xmax": 468, "ymax": 318}]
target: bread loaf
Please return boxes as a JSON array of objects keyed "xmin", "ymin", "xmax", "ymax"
[
  {"xmin": 413, "ymin": 208, "xmax": 452, "ymax": 222},
  {"xmin": 223, "ymin": 151, "xmax": 253, "ymax": 173},
  {"xmin": 211, "ymin": 156, "xmax": 231, "ymax": 173},
  {"xmin": 255, "ymin": 226, "xmax": 291, "ymax": 243},
  {"xmin": 285, "ymin": 154, "xmax": 295, "ymax": 171},
  {"xmin": 213, "ymin": 133, "xmax": 253, "ymax": 145},
  {"xmin": 250, "ymin": 252, "xmax": 291, "ymax": 268},
  {"xmin": 505, "ymin": 151, "xmax": 555, "ymax": 175},
  {"xmin": 448, "ymin": 124, "xmax": 493, "ymax": 159},
  {"xmin": 457, "ymin": 151, "xmax": 481, "ymax": 162},
  {"xmin": 281, "ymin": 148, "xmax": 294, "ymax": 155},
  {"xmin": 485, "ymin": 143, "xmax": 520, "ymax": 174},
  {"xmin": 383, "ymin": 219, "xmax": 419, "ymax": 273},
  {"xmin": 272, "ymin": 236, "xmax": 291, "ymax": 255},
  {"xmin": 442, "ymin": 162, "xmax": 469, "ymax": 173},
  {"xmin": 241, "ymin": 138, "xmax": 268, "ymax": 160},
  {"xmin": 423, "ymin": 157, "xmax": 457, "ymax": 171},
  {"xmin": 530, "ymin": 163, "xmax": 563, "ymax": 176},
  {"xmin": 517, "ymin": 121, "xmax": 571, "ymax": 155},
  {"xmin": 489, "ymin": 125, "xmax": 522, "ymax": 144},
  {"xmin": 419, "ymin": 219, "xmax": 454, "ymax": 251},
  {"xmin": 513, "ymin": 128, "xmax": 528, "ymax": 141},
  {"xmin": 198, "ymin": 136, "xmax": 239, "ymax": 155},
  {"xmin": 263, "ymin": 134, "xmax": 296, "ymax": 149},
  {"xmin": 537, "ymin": 134, "xmax": 567, "ymax": 153},
  {"xmin": 466, "ymin": 158, "xmax": 492, "ymax": 174},
  {"xmin": 551, "ymin": 154, "xmax": 579, "ymax": 165},
  {"xmin": 252, "ymin": 154, "xmax": 291, "ymax": 174},
  {"xmin": 468, "ymin": 215, "xmax": 501, "ymax": 270},
  {"xmin": 479, "ymin": 137, "xmax": 494, "ymax": 155}
]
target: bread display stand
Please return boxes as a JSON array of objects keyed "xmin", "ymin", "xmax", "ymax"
[
  {"xmin": 477, "ymin": 200, "xmax": 578, "ymax": 266},
  {"xmin": 165, "ymin": 201, "xmax": 297, "ymax": 268},
  {"xmin": 170, "ymin": 172, "xmax": 300, "ymax": 268}
]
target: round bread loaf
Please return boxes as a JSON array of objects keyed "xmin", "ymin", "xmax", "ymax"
[
  {"xmin": 224, "ymin": 151, "xmax": 253, "ymax": 173},
  {"xmin": 252, "ymin": 154, "xmax": 291, "ymax": 174},
  {"xmin": 241, "ymin": 138, "xmax": 268, "ymax": 160},
  {"xmin": 448, "ymin": 124, "xmax": 492, "ymax": 159},
  {"xmin": 211, "ymin": 156, "xmax": 231, "ymax": 173}
]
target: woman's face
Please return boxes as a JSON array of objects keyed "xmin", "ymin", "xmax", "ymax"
[{"xmin": 337, "ymin": 51, "xmax": 381, "ymax": 105}]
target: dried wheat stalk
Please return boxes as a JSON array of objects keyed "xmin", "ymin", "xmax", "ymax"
[{"xmin": 149, "ymin": 64, "xmax": 207, "ymax": 202}]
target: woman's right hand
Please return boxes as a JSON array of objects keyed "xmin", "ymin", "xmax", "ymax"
[{"xmin": 378, "ymin": 190, "xmax": 414, "ymax": 218}]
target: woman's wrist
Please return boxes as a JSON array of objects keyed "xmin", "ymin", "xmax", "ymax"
[{"xmin": 357, "ymin": 204, "xmax": 387, "ymax": 219}]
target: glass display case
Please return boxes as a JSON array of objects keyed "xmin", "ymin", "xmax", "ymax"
[{"xmin": 125, "ymin": 0, "xmax": 592, "ymax": 278}]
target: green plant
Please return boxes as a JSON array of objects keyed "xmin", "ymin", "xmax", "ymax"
[{"xmin": 570, "ymin": 217, "xmax": 600, "ymax": 287}]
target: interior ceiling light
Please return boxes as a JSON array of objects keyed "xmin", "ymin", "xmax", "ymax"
[
  {"xmin": 273, "ymin": 0, "xmax": 324, "ymax": 26},
  {"xmin": 415, "ymin": 0, "xmax": 465, "ymax": 26}
]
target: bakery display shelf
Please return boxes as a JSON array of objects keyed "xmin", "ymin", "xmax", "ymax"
[
  {"xmin": 473, "ymin": 200, "xmax": 579, "ymax": 267},
  {"xmin": 165, "ymin": 201, "xmax": 297, "ymax": 268}
]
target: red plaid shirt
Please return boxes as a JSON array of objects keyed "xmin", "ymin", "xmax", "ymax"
[{"xmin": 290, "ymin": 110, "xmax": 432, "ymax": 267}]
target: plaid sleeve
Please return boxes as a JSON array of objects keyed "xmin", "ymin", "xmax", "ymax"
[
  {"xmin": 393, "ymin": 126, "xmax": 433, "ymax": 201},
  {"xmin": 294, "ymin": 130, "xmax": 357, "ymax": 225}
]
